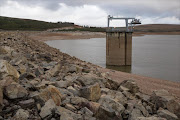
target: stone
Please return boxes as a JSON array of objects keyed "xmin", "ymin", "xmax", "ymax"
[
  {"xmin": 80, "ymin": 101, "xmax": 100, "ymax": 114},
  {"xmin": 67, "ymin": 86, "xmax": 80, "ymax": 96},
  {"xmin": 40, "ymin": 99, "xmax": 56, "ymax": 119},
  {"xmin": 97, "ymin": 95, "xmax": 125, "ymax": 119},
  {"xmin": 128, "ymin": 108, "xmax": 143, "ymax": 120},
  {"xmin": 19, "ymin": 72, "xmax": 36, "ymax": 80},
  {"xmin": 12, "ymin": 109, "xmax": 29, "ymax": 120},
  {"xmin": 57, "ymin": 106, "xmax": 82, "ymax": 120},
  {"xmin": 55, "ymin": 80, "xmax": 69, "ymax": 88},
  {"xmin": 157, "ymin": 109, "xmax": 178, "ymax": 120},
  {"xmin": 105, "ymin": 78, "xmax": 120, "ymax": 90},
  {"xmin": 47, "ymin": 64, "xmax": 61, "ymax": 77},
  {"xmin": 150, "ymin": 89, "xmax": 175, "ymax": 109},
  {"xmin": 80, "ymin": 107, "xmax": 93, "ymax": 117},
  {"xmin": 0, "ymin": 60, "xmax": 20, "ymax": 80},
  {"xmin": 77, "ymin": 73, "xmax": 106, "ymax": 87},
  {"xmin": 80, "ymin": 83, "xmax": 101, "ymax": 102},
  {"xmin": 118, "ymin": 80, "xmax": 139, "ymax": 94},
  {"xmin": 35, "ymin": 67, "xmax": 44, "ymax": 77},
  {"xmin": 103, "ymin": 89, "xmax": 127, "ymax": 105},
  {"xmin": 135, "ymin": 102, "xmax": 149, "ymax": 117},
  {"xmin": 19, "ymin": 99, "xmax": 35, "ymax": 108},
  {"xmin": 0, "ymin": 86, "xmax": 3, "ymax": 112},
  {"xmin": 4, "ymin": 82, "xmax": 28, "ymax": 99},
  {"xmin": 0, "ymin": 46, "xmax": 13, "ymax": 55},
  {"xmin": 95, "ymin": 106, "xmax": 121, "ymax": 120},
  {"xmin": 70, "ymin": 96, "xmax": 88, "ymax": 105},
  {"xmin": 166, "ymin": 99, "xmax": 180, "ymax": 118},
  {"xmin": 65, "ymin": 103, "xmax": 77, "ymax": 112},
  {"xmin": 33, "ymin": 85, "xmax": 62, "ymax": 106},
  {"xmin": 35, "ymin": 80, "xmax": 55, "ymax": 90},
  {"xmin": 137, "ymin": 116, "xmax": 167, "ymax": 120}
]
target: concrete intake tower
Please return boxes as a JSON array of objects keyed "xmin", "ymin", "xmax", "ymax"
[{"xmin": 106, "ymin": 15, "xmax": 141, "ymax": 66}]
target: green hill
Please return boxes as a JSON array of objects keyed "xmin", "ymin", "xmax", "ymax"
[{"xmin": 0, "ymin": 16, "xmax": 74, "ymax": 31}]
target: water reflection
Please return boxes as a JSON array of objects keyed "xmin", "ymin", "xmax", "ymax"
[{"xmin": 106, "ymin": 65, "xmax": 132, "ymax": 73}]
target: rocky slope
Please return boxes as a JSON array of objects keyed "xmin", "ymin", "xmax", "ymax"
[{"xmin": 0, "ymin": 32, "xmax": 179, "ymax": 120}]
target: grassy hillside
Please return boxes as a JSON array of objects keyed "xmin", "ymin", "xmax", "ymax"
[
  {"xmin": 134, "ymin": 24, "xmax": 180, "ymax": 32},
  {"xmin": 0, "ymin": 16, "xmax": 74, "ymax": 31}
]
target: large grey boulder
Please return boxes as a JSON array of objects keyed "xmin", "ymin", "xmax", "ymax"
[
  {"xmin": 96, "ymin": 95, "xmax": 125, "ymax": 120},
  {"xmin": 157, "ymin": 109, "xmax": 178, "ymax": 120},
  {"xmin": 128, "ymin": 108, "xmax": 143, "ymax": 120},
  {"xmin": 33, "ymin": 85, "xmax": 62, "ymax": 106},
  {"xmin": 118, "ymin": 80, "xmax": 139, "ymax": 94},
  {"xmin": 0, "ymin": 60, "xmax": 20, "ymax": 80},
  {"xmin": 4, "ymin": 82, "xmax": 28, "ymax": 99},
  {"xmin": 80, "ymin": 83, "xmax": 101, "ymax": 102},
  {"xmin": 77, "ymin": 73, "xmax": 106, "ymax": 87},
  {"xmin": 57, "ymin": 106, "xmax": 82, "ymax": 120},
  {"xmin": 12, "ymin": 109, "xmax": 30, "ymax": 120},
  {"xmin": 150, "ymin": 89, "xmax": 175, "ymax": 110},
  {"xmin": 40, "ymin": 99, "xmax": 56, "ymax": 119}
]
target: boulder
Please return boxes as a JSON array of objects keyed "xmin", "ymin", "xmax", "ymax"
[
  {"xmin": 19, "ymin": 72, "xmax": 36, "ymax": 80},
  {"xmin": 135, "ymin": 102, "xmax": 149, "ymax": 117},
  {"xmin": 105, "ymin": 78, "xmax": 120, "ymax": 90},
  {"xmin": 157, "ymin": 109, "xmax": 178, "ymax": 120},
  {"xmin": 4, "ymin": 82, "xmax": 28, "ymax": 99},
  {"xmin": 150, "ymin": 89, "xmax": 175, "ymax": 109},
  {"xmin": 137, "ymin": 116, "xmax": 167, "ymax": 120},
  {"xmin": 80, "ymin": 83, "xmax": 101, "ymax": 101},
  {"xmin": 102, "ymin": 88, "xmax": 127, "ymax": 105},
  {"xmin": 77, "ymin": 73, "xmax": 106, "ymax": 87},
  {"xmin": 0, "ymin": 86, "xmax": 3, "ymax": 112},
  {"xmin": 55, "ymin": 80, "xmax": 70, "ymax": 88},
  {"xmin": 33, "ymin": 85, "xmax": 62, "ymax": 106},
  {"xmin": 166, "ymin": 100, "xmax": 180, "ymax": 118},
  {"xmin": 0, "ymin": 46, "xmax": 13, "ymax": 55},
  {"xmin": 19, "ymin": 99, "xmax": 35, "ymax": 108},
  {"xmin": 128, "ymin": 108, "xmax": 143, "ymax": 120},
  {"xmin": 0, "ymin": 60, "xmax": 20, "ymax": 80},
  {"xmin": 70, "ymin": 96, "xmax": 88, "ymax": 105},
  {"xmin": 12, "ymin": 109, "xmax": 29, "ymax": 120},
  {"xmin": 96, "ymin": 96, "xmax": 125, "ymax": 120},
  {"xmin": 57, "ymin": 106, "xmax": 82, "ymax": 120},
  {"xmin": 118, "ymin": 80, "xmax": 139, "ymax": 94},
  {"xmin": 47, "ymin": 64, "xmax": 61, "ymax": 77},
  {"xmin": 40, "ymin": 99, "xmax": 56, "ymax": 119},
  {"xmin": 80, "ymin": 101, "xmax": 100, "ymax": 114}
]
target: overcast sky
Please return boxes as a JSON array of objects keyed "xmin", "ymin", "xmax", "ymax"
[{"xmin": 0, "ymin": 0, "xmax": 180, "ymax": 27}]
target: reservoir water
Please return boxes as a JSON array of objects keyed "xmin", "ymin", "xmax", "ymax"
[{"xmin": 46, "ymin": 35, "xmax": 180, "ymax": 82}]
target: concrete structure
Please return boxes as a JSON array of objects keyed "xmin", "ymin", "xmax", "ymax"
[{"xmin": 106, "ymin": 16, "xmax": 140, "ymax": 66}]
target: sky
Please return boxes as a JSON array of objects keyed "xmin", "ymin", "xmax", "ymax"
[{"xmin": 0, "ymin": 0, "xmax": 180, "ymax": 27}]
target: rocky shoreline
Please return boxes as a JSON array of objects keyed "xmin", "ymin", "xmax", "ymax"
[{"xmin": 0, "ymin": 32, "xmax": 180, "ymax": 120}]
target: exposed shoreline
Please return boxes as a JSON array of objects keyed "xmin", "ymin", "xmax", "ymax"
[
  {"xmin": 29, "ymin": 31, "xmax": 180, "ymax": 101},
  {"xmin": 29, "ymin": 31, "xmax": 180, "ymax": 42}
]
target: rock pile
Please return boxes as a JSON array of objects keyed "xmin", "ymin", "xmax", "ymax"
[{"xmin": 0, "ymin": 32, "xmax": 179, "ymax": 120}]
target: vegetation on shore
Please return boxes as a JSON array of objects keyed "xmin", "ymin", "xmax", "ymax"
[{"xmin": 0, "ymin": 16, "xmax": 74, "ymax": 31}]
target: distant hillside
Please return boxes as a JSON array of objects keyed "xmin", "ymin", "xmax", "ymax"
[
  {"xmin": 134, "ymin": 24, "xmax": 180, "ymax": 32},
  {"xmin": 0, "ymin": 16, "xmax": 74, "ymax": 31}
]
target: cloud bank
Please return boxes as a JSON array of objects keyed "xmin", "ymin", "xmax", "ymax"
[{"xmin": 0, "ymin": 0, "xmax": 179, "ymax": 26}]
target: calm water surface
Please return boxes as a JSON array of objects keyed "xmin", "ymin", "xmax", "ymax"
[{"xmin": 46, "ymin": 35, "xmax": 180, "ymax": 82}]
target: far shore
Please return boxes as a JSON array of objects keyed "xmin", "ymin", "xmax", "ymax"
[
  {"xmin": 28, "ymin": 31, "xmax": 180, "ymax": 102},
  {"xmin": 29, "ymin": 31, "xmax": 180, "ymax": 42}
]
